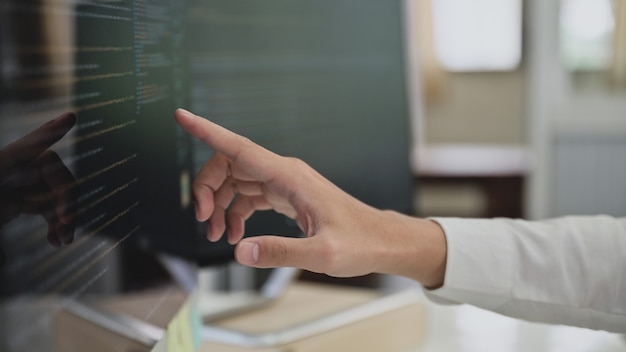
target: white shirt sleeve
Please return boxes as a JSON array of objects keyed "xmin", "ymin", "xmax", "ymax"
[{"xmin": 425, "ymin": 215, "xmax": 626, "ymax": 333}]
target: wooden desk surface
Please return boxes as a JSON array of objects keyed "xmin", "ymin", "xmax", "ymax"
[
  {"xmin": 202, "ymin": 282, "xmax": 425, "ymax": 351},
  {"xmin": 55, "ymin": 282, "xmax": 425, "ymax": 352}
]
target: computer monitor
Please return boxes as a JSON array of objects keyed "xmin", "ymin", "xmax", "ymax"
[{"xmin": 0, "ymin": 0, "xmax": 413, "ymax": 350}]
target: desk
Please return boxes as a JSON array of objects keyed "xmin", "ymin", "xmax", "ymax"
[
  {"xmin": 199, "ymin": 283, "xmax": 425, "ymax": 351},
  {"xmin": 55, "ymin": 282, "xmax": 426, "ymax": 352},
  {"xmin": 419, "ymin": 299, "xmax": 626, "ymax": 352},
  {"xmin": 55, "ymin": 281, "xmax": 626, "ymax": 352}
]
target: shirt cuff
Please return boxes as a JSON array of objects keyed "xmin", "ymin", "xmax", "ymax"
[{"xmin": 424, "ymin": 217, "xmax": 515, "ymax": 309}]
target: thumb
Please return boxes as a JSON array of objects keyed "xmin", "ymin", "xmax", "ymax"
[{"xmin": 235, "ymin": 236, "xmax": 317, "ymax": 270}]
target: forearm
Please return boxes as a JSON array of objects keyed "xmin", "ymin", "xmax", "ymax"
[{"xmin": 426, "ymin": 215, "xmax": 626, "ymax": 333}]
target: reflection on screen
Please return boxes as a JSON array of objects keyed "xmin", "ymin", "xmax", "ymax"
[{"xmin": 1, "ymin": 1, "xmax": 192, "ymax": 350}]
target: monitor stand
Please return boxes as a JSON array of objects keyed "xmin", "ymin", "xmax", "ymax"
[
  {"xmin": 64, "ymin": 254, "xmax": 423, "ymax": 350},
  {"xmin": 62, "ymin": 254, "xmax": 298, "ymax": 349},
  {"xmin": 158, "ymin": 255, "xmax": 424, "ymax": 349},
  {"xmin": 157, "ymin": 254, "xmax": 300, "ymax": 322}
]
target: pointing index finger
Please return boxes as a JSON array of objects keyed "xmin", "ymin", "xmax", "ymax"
[{"xmin": 175, "ymin": 109, "xmax": 278, "ymax": 182}]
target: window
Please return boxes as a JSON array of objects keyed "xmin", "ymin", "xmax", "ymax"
[
  {"xmin": 432, "ymin": 0, "xmax": 523, "ymax": 72},
  {"xmin": 560, "ymin": 0, "xmax": 617, "ymax": 71}
]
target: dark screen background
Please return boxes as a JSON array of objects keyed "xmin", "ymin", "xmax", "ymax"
[
  {"xmin": 0, "ymin": 1, "xmax": 413, "ymax": 350},
  {"xmin": 188, "ymin": 0, "xmax": 414, "ymax": 261}
]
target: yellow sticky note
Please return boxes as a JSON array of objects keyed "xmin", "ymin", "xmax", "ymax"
[{"xmin": 167, "ymin": 293, "xmax": 201, "ymax": 352}]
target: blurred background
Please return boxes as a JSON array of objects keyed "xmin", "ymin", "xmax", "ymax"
[
  {"xmin": 408, "ymin": 0, "xmax": 626, "ymax": 222},
  {"xmin": 396, "ymin": 1, "xmax": 626, "ymax": 350}
]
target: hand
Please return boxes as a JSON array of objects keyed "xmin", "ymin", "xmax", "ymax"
[
  {"xmin": 175, "ymin": 109, "xmax": 447, "ymax": 287},
  {"xmin": 0, "ymin": 112, "xmax": 78, "ymax": 250}
]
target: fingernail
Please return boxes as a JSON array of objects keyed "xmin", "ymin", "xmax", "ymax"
[
  {"xmin": 55, "ymin": 111, "xmax": 75, "ymax": 123},
  {"xmin": 237, "ymin": 242, "xmax": 259, "ymax": 265},
  {"xmin": 205, "ymin": 223, "xmax": 213, "ymax": 241},
  {"xmin": 177, "ymin": 108, "xmax": 193, "ymax": 118}
]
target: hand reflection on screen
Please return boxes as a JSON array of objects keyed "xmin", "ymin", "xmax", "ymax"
[{"xmin": 0, "ymin": 112, "xmax": 78, "ymax": 267}]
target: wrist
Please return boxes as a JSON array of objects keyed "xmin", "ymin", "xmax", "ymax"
[
  {"xmin": 417, "ymin": 218, "xmax": 448, "ymax": 288},
  {"xmin": 377, "ymin": 212, "xmax": 447, "ymax": 288}
]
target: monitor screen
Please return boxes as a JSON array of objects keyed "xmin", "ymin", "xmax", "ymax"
[{"xmin": 0, "ymin": 0, "xmax": 413, "ymax": 350}]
